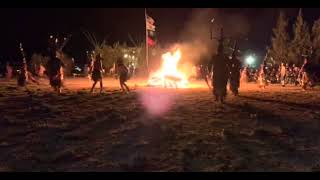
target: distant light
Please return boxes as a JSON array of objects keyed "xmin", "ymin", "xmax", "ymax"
[
  {"xmin": 124, "ymin": 54, "xmax": 128, "ymax": 58},
  {"xmin": 245, "ymin": 55, "xmax": 255, "ymax": 65}
]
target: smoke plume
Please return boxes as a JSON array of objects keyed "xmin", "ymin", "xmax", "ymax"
[{"xmin": 177, "ymin": 8, "xmax": 251, "ymax": 65}]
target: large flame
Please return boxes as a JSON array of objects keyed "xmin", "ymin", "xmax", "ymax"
[{"xmin": 148, "ymin": 49, "xmax": 189, "ymax": 88}]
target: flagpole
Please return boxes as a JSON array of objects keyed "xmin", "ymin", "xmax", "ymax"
[{"xmin": 145, "ymin": 8, "xmax": 149, "ymax": 73}]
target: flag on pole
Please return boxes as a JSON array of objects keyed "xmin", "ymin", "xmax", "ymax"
[
  {"xmin": 145, "ymin": 9, "xmax": 156, "ymax": 70},
  {"xmin": 147, "ymin": 37, "xmax": 155, "ymax": 46},
  {"xmin": 147, "ymin": 23, "xmax": 156, "ymax": 32},
  {"xmin": 146, "ymin": 13, "xmax": 156, "ymax": 46},
  {"xmin": 146, "ymin": 15, "xmax": 155, "ymax": 25},
  {"xmin": 146, "ymin": 15, "xmax": 155, "ymax": 31}
]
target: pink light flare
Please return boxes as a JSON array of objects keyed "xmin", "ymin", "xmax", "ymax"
[{"xmin": 138, "ymin": 88, "xmax": 176, "ymax": 117}]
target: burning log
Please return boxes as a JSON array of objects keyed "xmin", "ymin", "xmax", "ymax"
[{"xmin": 164, "ymin": 75, "xmax": 182, "ymax": 89}]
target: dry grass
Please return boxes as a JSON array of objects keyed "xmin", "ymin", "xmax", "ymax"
[{"xmin": 0, "ymin": 78, "xmax": 320, "ymax": 171}]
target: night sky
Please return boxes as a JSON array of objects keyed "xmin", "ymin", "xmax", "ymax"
[{"xmin": 1, "ymin": 8, "xmax": 320, "ymax": 65}]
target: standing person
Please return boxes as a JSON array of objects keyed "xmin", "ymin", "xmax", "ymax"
[
  {"xmin": 280, "ymin": 63, "xmax": 287, "ymax": 87},
  {"xmin": 89, "ymin": 54, "xmax": 104, "ymax": 93},
  {"xmin": 209, "ymin": 29, "xmax": 229, "ymax": 103},
  {"xmin": 196, "ymin": 65, "xmax": 201, "ymax": 80},
  {"xmin": 299, "ymin": 58, "xmax": 313, "ymax": 90},
  {"xmin": 286, "ymin": 65, "xmax": 292, "ymax": 84},
  {"xmin": 47, "ymin": 50, "xmax": 64, "ymax": 94},
  {"xmin": 17, "ymin": 61, "xmax": 39, "ymax": 87},
  {"xmin": 6, "ymin": 62, "xmax": 13, "ymax": 80},
  {"xmin": 200, "ymin": 64, "xmax": 211, "ymax": 89},
  {"xmin": 17, "ymin": 43, "xmax": 39, "ymax": 87},
  {"xmin": 264, "ymin": 64, "xmax": 271, "ymax": 84},
  {"xmin": 116, "ymin": 58, "xmax": 130, "ymax": 93},
  {"xmin": 87, "ymin": 54, "xmax": 94, "ymax": 80},
  {"xmin": 293, "ymin": 64, "xmax": 300, "ymax": 86},
  {"xmin": 128, "ymin": 62, "xmax": 135, "ymax": 78},
  {"xmin": 17, "ymin": 61, "xmax": 27, "ymax": 87},
  {"xmin": 84, "ymin": 51, "xmax": 91, "ymax": 79},
  {"xmin": 240, "ymin": 66, "xmax": 248, "ymax": 85},
  {"xmin": 258, "ymin": 63, "xmax": 267, "ymax": 89},
  {"xmin": 275, "ymin": 65, "xmax": 280, "ymax": 83},
  {"xmin": 198, "ymin": 55, "xmax": 211, "ymax": 88},
  {"xmin": 38, "ymin": 63, "xmax": 46, "ymax": 78},
  {"xmin": 229, "ymin": 51, "xmax": 241, "ymax": 95},
  {"xmin": 190, "ymin": 65, "xmax": 197, "ymax": 81}
]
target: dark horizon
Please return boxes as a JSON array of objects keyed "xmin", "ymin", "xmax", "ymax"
[{"xmin": 1, "ymin": 8, "xmax": 320, "ymax": 65}]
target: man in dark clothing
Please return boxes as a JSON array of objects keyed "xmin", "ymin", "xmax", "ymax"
[
  {"xmin": 229, "ymin": 51, "xmax": 241, "ymax": 96},
  {"xmin": 209, "ymin": 30, "xmax": 229, "ymax": 103},
  {"xmin": 258, "ymin": 63, "xmax": 267, "ymax": 89},
  {"xmin": 17, "ymin": 61, "xmax": 40, "ymax": 87},
  {"xmin": 200, "ymin": 64, "xmax": 211, "ymax": 89},
  {"xmin": 116, "ymin": 58, "xmax": 130, "ymax": 93},
  {"xmin": 300, "ymin": 58, "xmax": 317, "ymax": 90},
  {"xmin": 280, "ymin": 63, "xmax": 287, "ymax": 87},
  {"xmin": 5, "ymin": 62, "xmax": 13, "ymax": 79},
  {"xmin": 17, "ymin": 61, "xmax": 27, "ymax": 87},
  {"xmin": 46, "ymin": 50, "xmax": 64, "ymax": 94},
  {"xmin": 17, "ymin": 43, "xmax": 39, "ymax": 87},
  {"xmin": 90, "ymin": 54, "xmax": 104, "ymax": 93}
]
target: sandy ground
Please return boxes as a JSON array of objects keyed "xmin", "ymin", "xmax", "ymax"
[{"xmin": 0, "ymin": 77, "xmax": 320, "ymax": 172}]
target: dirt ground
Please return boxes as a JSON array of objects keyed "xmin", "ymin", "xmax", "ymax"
[{"xmin": 0, "ymin": 77, "xmax": 320, "ymax": 172}]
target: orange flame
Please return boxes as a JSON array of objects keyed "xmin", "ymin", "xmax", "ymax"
[{"xmin": 148, "ymin": 49, "xmax": 189, "ymax": 88}]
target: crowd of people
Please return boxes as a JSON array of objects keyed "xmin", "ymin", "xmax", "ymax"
[
  {"xmin": 191, "ymin": 29, "xmax": 320, "ymax": 103},
  {"xmin": 1, "ymin": 45, "xmax": 131, "ymax": 95},
  {"xmin": 241, "ymin": 59, "xmax": 319, "ymax": 90}
]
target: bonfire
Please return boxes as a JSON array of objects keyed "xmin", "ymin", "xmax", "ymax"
[{"xmin": 148, "ymin": 49, "xmax": 189, "ymax": 88}]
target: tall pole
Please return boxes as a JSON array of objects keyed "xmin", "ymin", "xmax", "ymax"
[{"xmin": 145, "ymin": 8, "xmax": 149, "ymax": 73}]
